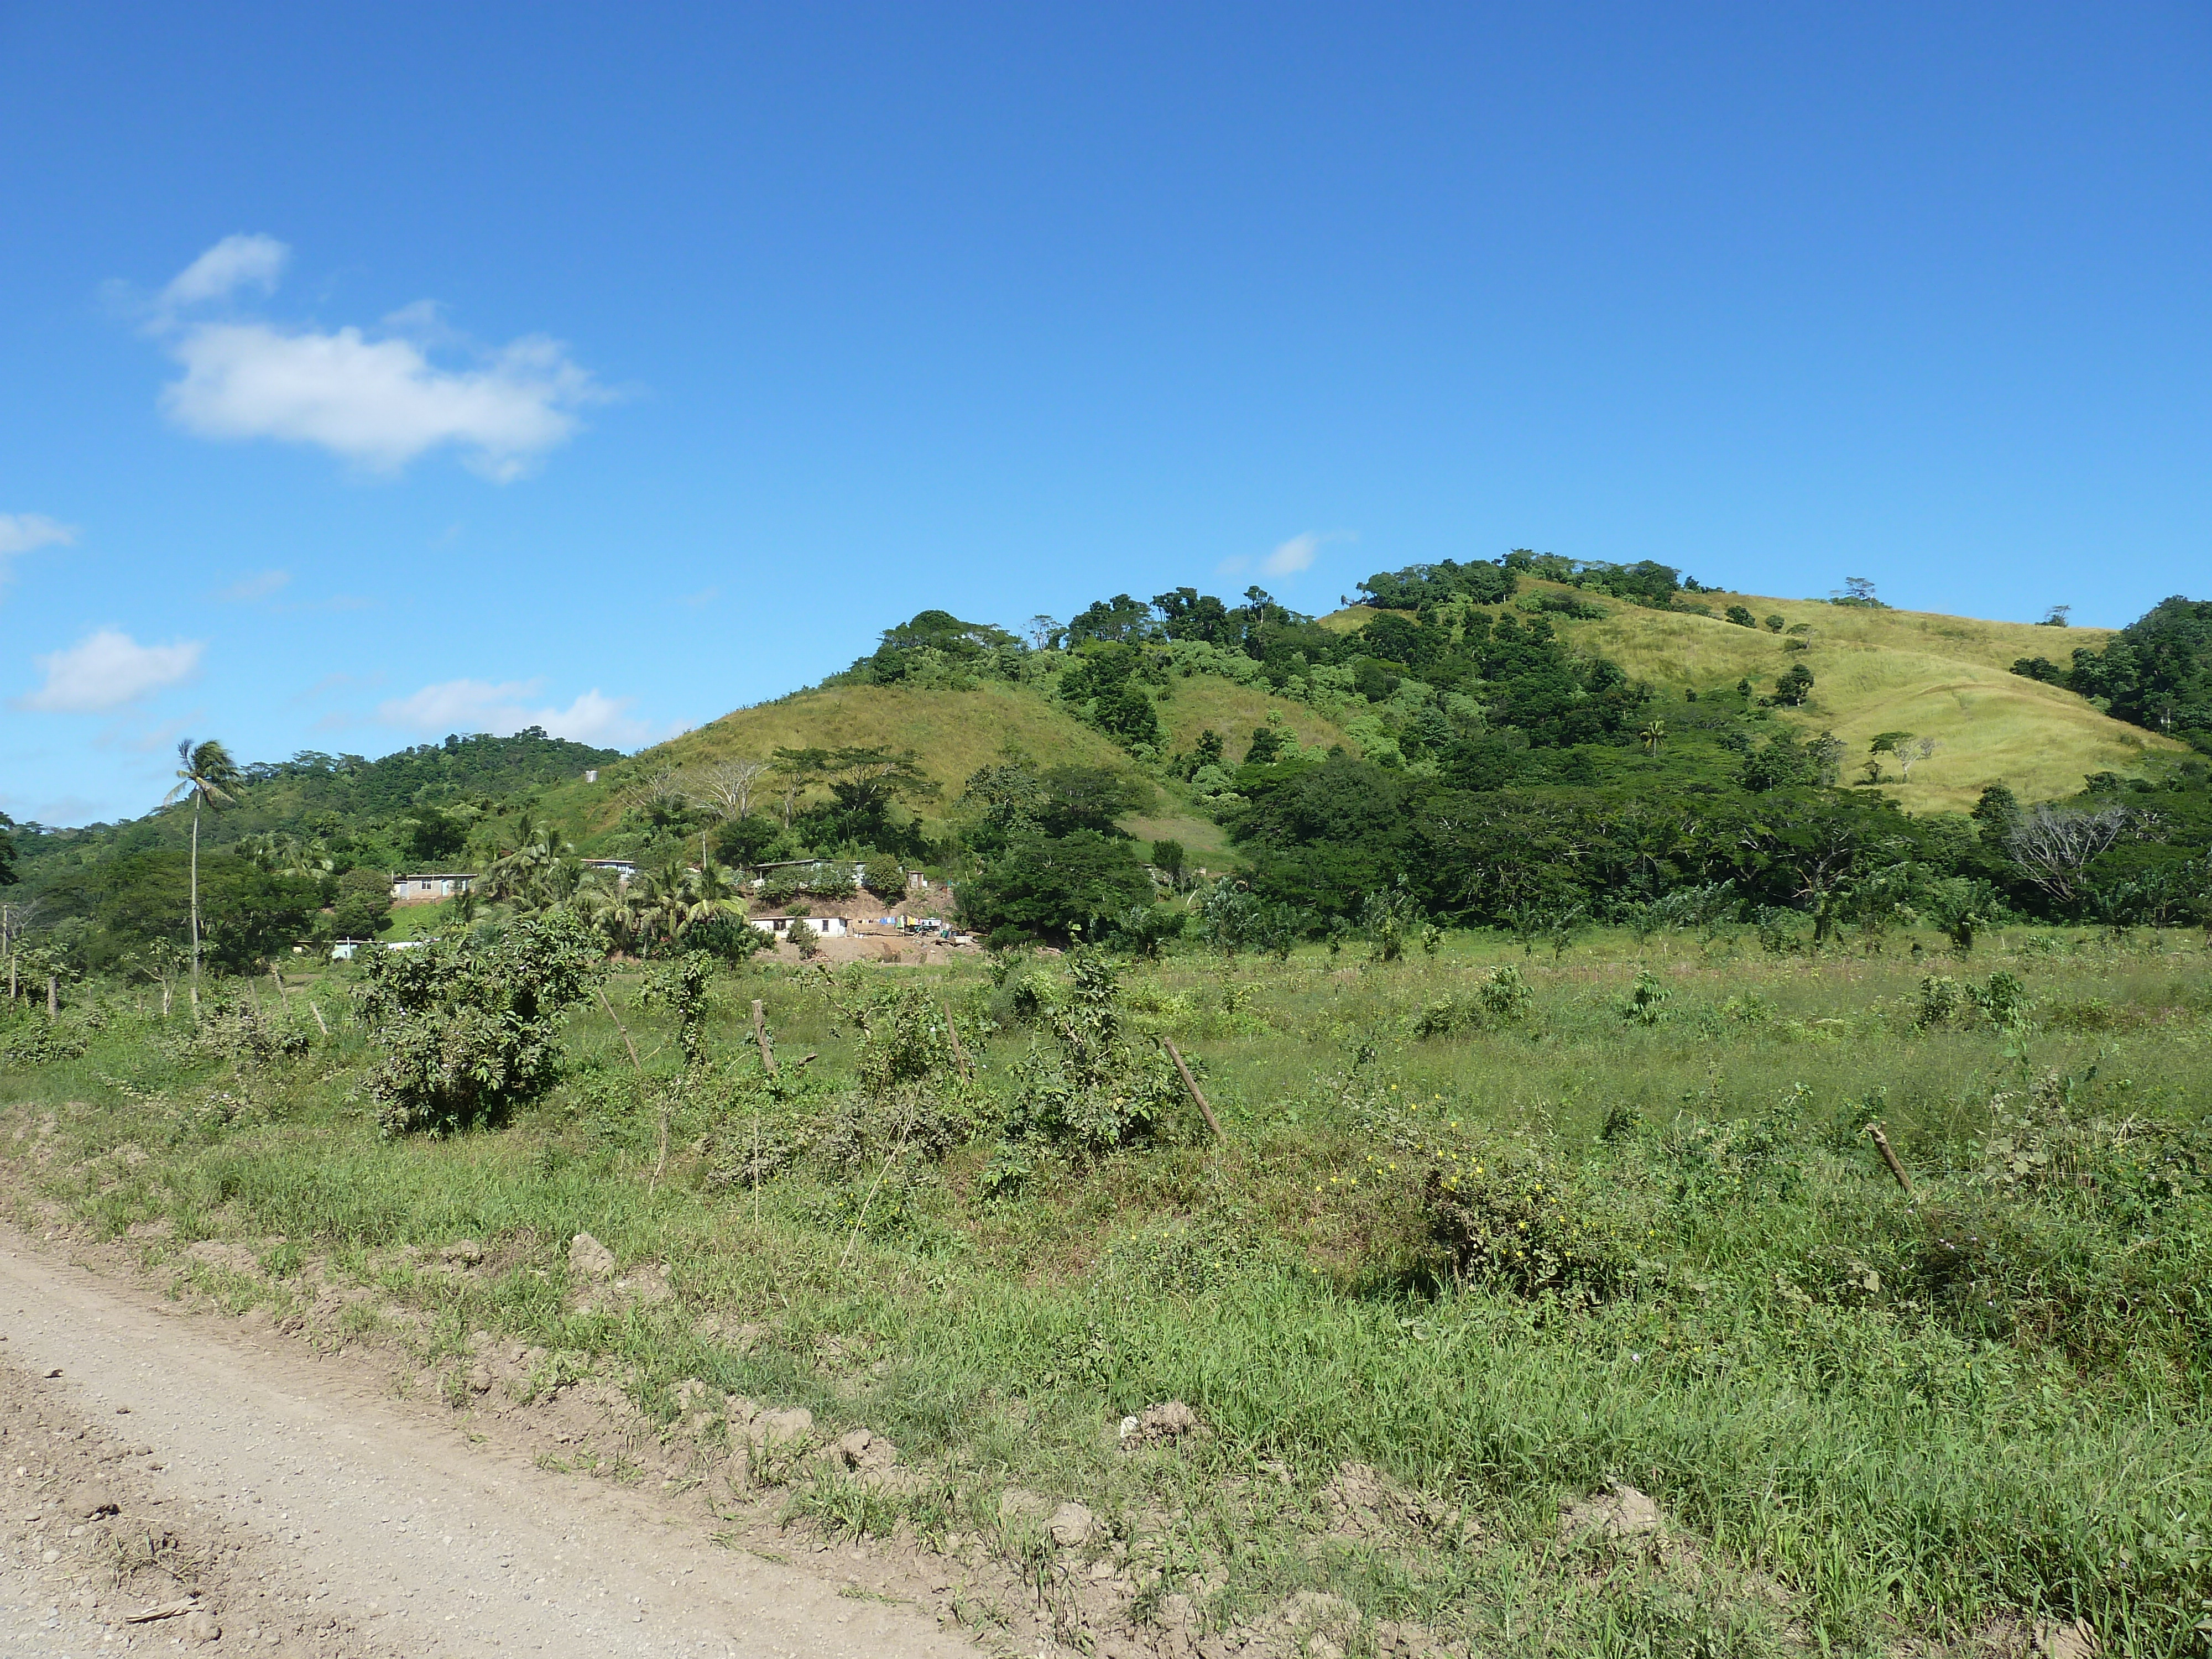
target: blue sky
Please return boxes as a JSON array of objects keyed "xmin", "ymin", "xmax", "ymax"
[{"xmin": 3, "ymin": 3, "xmax": 2208, "ymax": 824}]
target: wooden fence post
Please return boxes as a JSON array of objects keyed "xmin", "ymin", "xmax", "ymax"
[
  {"xmin": 1865, "ymin": 1124, "xmax": 1913, "ymax": 1193},
  {"xmin": 752, "ymin": 999, "xmax": 776, "ymax": 1076},
  {"xmin": 1161, "ymin": 1038, "xmax": 1223, "ymax": 1140}
]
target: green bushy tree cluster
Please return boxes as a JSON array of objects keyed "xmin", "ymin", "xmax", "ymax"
[{"xmin": 356, "ymin": 912, "xmax": 605, "ymax": 1135}]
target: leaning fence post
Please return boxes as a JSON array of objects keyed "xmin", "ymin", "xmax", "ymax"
[
  {"xmin": 1161, "ymin": 1037, "xmax": 1224, "ymax": 1140},
  {"xmin": 1865, "ymin": 1123, "xmax": 1913, "ymax": 1193}
]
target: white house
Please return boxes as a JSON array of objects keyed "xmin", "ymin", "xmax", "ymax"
[
  {"xmin": 752, "ymin": 915, "xmax": 851, "ymax": 940},
  {"xmin": 390, "ymin": 872, "xmax": 476, "ymax": 905}
]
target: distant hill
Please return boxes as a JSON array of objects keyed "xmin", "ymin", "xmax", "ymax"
[{"xmin": 590, "ymin": 577, "xmax": 2182, "ymax": 824}]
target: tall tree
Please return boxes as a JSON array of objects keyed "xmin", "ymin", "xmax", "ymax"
[{"xmin": 162, "ymin": 738, "xmax": 242, "ymax": 1013}]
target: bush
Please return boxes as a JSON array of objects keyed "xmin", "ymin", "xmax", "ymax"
[
  {"xmin": 859, "ymin": 859, "xmax": 909, "ymax": 901},
  {"xmin": 356, "ymin": 912, "xmax": 605, "ymax": 1136},
  {"xmin": 2, "ymin": 1021, "xmax": 88, "ymax": 1065},
  {"xmin": 844, "ymin": 980, "xmax": 969, "ymax": 1097},
  {"xmin": 682, "ymin": 915, "xmax": 772, "ymax": 966},
  {"xmin": 1619, "ymin": 968, "xmax": 1670, "ymax": 1026},
  {"xmin": 759, "ymin": 863, "xmax": 859, "ymax": 905},
  {"xmin": 1410, "ymin": 965, "xmax": 1532, "ymax": 1037},
  {"xmin": 1363, "ymin": 881, "xmax": 1421, "ymax": 963},
  {"xmin": 1107, "ymin": 902, "xmax": 1185, "ymax": 959},
  {"xmin": 999, "ymin": 951, "xmax": 1185, "ymax": 1163},
  {"xmin": 1418, "ymin": 1141, "xmax": 1632, "ymax": 1302},
  {"xmin": 174, "ymin": 997, "xmax": 310, "ymax": 1066},
  {"xmin": 1917, "ymin": 974, "xmax": 1967, "ymax": 1027}
]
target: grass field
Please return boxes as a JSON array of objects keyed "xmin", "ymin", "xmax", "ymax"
[{"xmin": 6, "ymin": 921, "xmax": 2209, "ymax": 1656}]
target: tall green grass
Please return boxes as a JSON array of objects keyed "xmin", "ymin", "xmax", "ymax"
[{"xmin": 6, "ymin": 925, "xmax": 2210, "ymax": 1654}]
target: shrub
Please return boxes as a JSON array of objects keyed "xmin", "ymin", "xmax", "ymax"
[
  {"xmin": 2, "ymin": 1021, "xmax": 89, "ymax": 1065},
  {"xmin": 1974, "ymin": 969, "xmax": 2030, "ymax": 1027},
  {"xmin": 1108, "ymin": 903, "xmax": 1185, "ymax": 959},
  {"xmin": 175, "ymin": 998, "xmax": 309, "ymax": 1066},
  {"xmin": 1410, "ymin": 965, "xmax": 1533, "ymax": 1037},
  {"xmin": 1725, "ymin": 605, "xmax": 1757, "ymax": 628},
  {"xmin": 637, "ymin": 952, "xmax": 714, "ymax": 1068},
  {"xmin": 845, "ymin": 980, "xmax": 969, "ymax": 1096},
  {"xmin": 1363, "ymin": 881, "xmax": 1421, "ymax": 963},
  {"xmin": 356, "ymin": 912, "xmax": 604, "ymax": 1135},
  {"xmin": 1917, "ymin": 974, "xmax": 1966, "ymax": 1027},
  {"xmin": 1619, "ymin": 968, "xmax": 1670, "ymax": 1026},
  {"xmin": 1419, "ymin": 1141, "xmax": 1632, "ymax": 1302},
  {"xmin": 999, "ymin": 951, "xmax": 1185, "ymax": 1162},
  {"xmin": 758, "ymin": 862, "xmax": 860, "ymax": 905},
  {"xmin": 682, "ymin": 915, "xmax": 772, "ymax": 966}
]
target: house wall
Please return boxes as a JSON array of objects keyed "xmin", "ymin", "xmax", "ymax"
[{"xmin": 390, "ymin": 875, "xmax": 474, "ymax": 906}]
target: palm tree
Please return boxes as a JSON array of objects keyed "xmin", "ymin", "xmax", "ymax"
[
  {"xmin": 163, "ymin": 738, "xmax": 241, "ymax": 1013},
  {"xmin": 1639, "ymin": 718, "xmax": 1668, "ymax": 756},
  {"xmin": 482, "ymin": 816, "xmax": 577, "ymax": 911}
]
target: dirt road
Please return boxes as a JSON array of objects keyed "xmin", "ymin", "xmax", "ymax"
[{"xmin": 0, "ymin": 1234, "xmax": 984, "ymax": 1658}]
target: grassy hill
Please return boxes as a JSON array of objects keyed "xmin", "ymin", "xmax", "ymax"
[
  {"xmin": 534, "ymin": 677, "xmax": 1352, "ymax": 859},
  {"xmin": 1322, "ymin": 583, "xmax": 2184, "ymax": 813}
]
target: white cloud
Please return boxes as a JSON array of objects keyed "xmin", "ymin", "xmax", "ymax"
[
  {"xmin": 0, "ymin": 513, "xmax": 77, "ymax": 557},
  {"xmin": 147, "ymin": 236, "xmax": 603, "ymax": 480},
  {"xmin": 1218, "ymin": 529, "xmax": 1358, "ymax": 581},
  {"xmin": 161, "ymin": 233, "xmax": 289, "ymax": 309},
  {"xmin": 0, "ymin": 513, "xmax": 78, "ymax": 598},
  {"xmin": 1262, "ymin": 529, "xmax": 1358, "ymax": 577},
  {"xmin": 163, "ymin": 324, "xmax": 597, "ymax": 480},
  {"xmin": 19, "ymin": 628, "xmax": 203, "ymax": 713},
  {"xmin": 216, "ymin": 570, "xmax": 291, "ymax": 602},
  {"xmin": 375, "ymin": 677, "xmax": 678, "ymax": 749}
]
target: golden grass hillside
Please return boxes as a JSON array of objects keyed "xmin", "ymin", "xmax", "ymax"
[
  {"xmin": 1327, "ymin": 583, "xmax": 2184, "ymax": 812},
  {"xmin": 544, "ymin": 676, "xmax": 1349, "ymax": 846}
]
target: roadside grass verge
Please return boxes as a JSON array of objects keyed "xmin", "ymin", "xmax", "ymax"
[{"xmin": 4, "ymin": 927, "xmax": 2209, "ymax": 1655}]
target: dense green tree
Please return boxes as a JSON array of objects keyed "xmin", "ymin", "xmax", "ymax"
[
  {"xmin": 858, "ymin": 610, "xmax": 1019, "ymax": 684},
  {"xmin": 955, "ymin": 830, "xmax": 1153, "ymax": 945},
  {"xmin": 1058, "ymin": 644, "xmax": 1165, "ymax": 749},
  {"xmin": 328, "ymin": 867, "xmax": 394, "ymax": 940},
  {"xmin": 2057, "ymin": 596, "xmax": 2212, "ymax": 750},
  {"xmin": 1774, "ymin": 663, "xmax": 1816, "ymax": 706},
  {"xmin": 1356, "ymin": 559, "xmax": 1517, "ymax": 609},
  {"xmin": 1151, "ymin": 587, "xmax": 1235, "ymax": 644},
  {"xmin": 91, "ymin": 852, "xmax": 320, "ymax": 975},
  {"xmin": 957, "ymin": 753, "xmax": 1151, "ymax": 858},
  {"xmin": 1063, "ymin": 593, "xmax": 1159, "ymax": 646}
]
